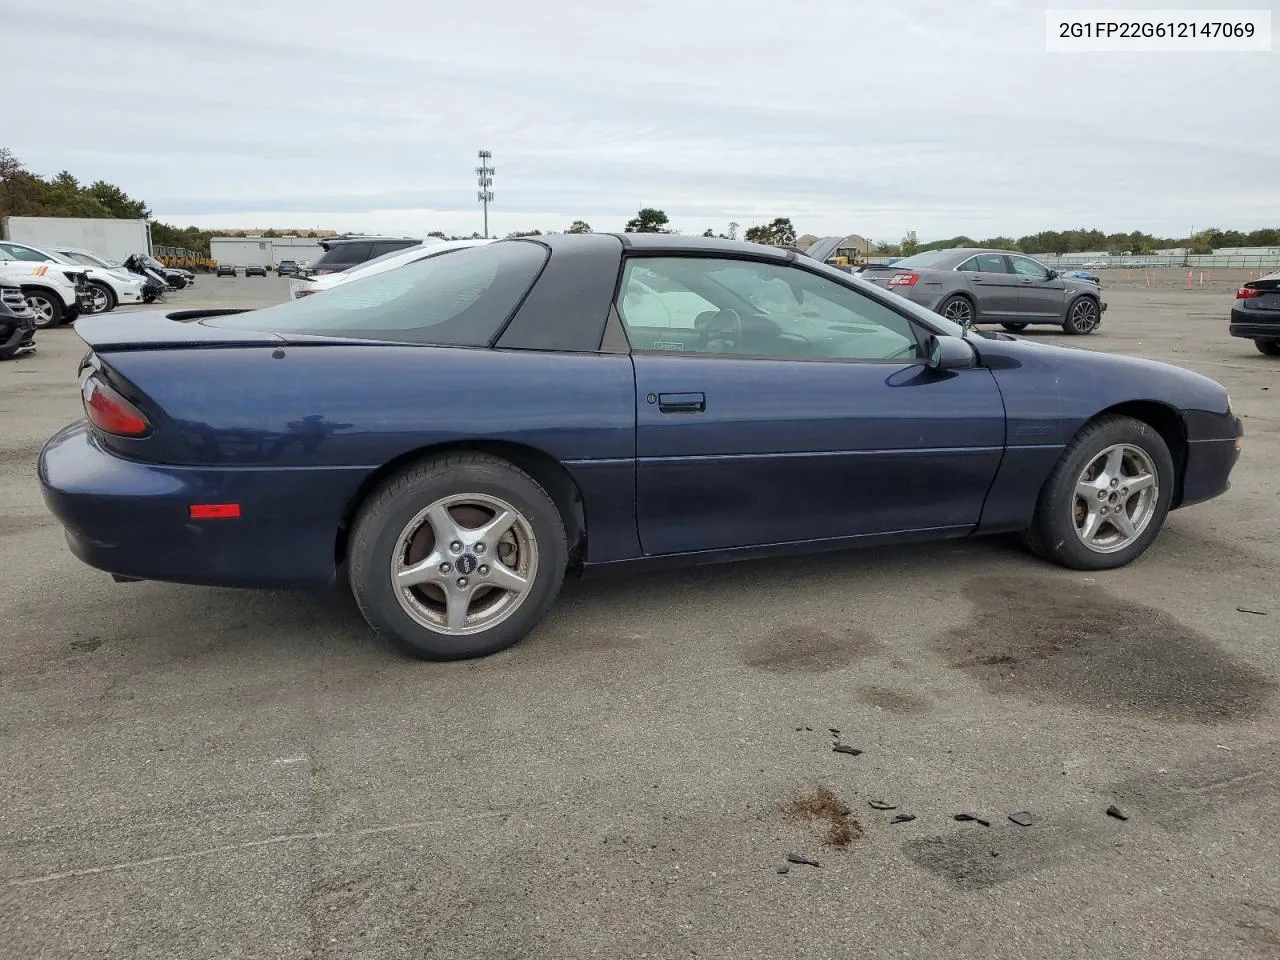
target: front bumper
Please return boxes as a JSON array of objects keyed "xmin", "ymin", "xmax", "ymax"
[
  {"xmin": 0, "ymin": 317, "xmax": 36, "ymax": 356},
  {"xmin": 1179, "ymin": 416, "xmax": 1244, "ymax": 508},
  {"xmin": 38, "ymin": 421, "xmax": 367, "ymax": 589}
]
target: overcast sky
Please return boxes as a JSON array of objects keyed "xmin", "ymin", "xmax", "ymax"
[{"xmin": 5, "ymin": 0, "xmax": 1277, "ymax": 242}]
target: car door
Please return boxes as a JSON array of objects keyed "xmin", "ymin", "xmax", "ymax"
[
  {"xmin": 957, "ymin": 253, "xmax": 1021, "ymax": 318},
  {"xmin": 1009, "ymin": 254, "xmax": 1067, "ymax": 320},
  {"xmin": 617, "ymin": 255, "xmax": 1007, "ymax": 556}
]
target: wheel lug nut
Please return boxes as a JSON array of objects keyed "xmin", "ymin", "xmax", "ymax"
[
  {"xmin": 1097, "ymin": 491, "xmax": 1106, "ymax": 500},
  {"xmin": 450, "ymin": 541, "xmax": 462, "ymax": 552},
  {"xmin": 474, "ymin": 543, "xmax": 486, "ymax": 555},
  {"xmin": 1100, "ymin": 506, "xmax": 1108, "ymax": 514},
  {"xmin": 439, "ymin": 562, "xmax": 452, "ymax": 573},
  {"xmin": 456, "ymin": 577, "xmax": 469, "ymax": 588},
  {"xmin": 1110, "ymin": 478, "xmax": 1118, "ymax": 488},
  {"xmin": 478, "ymin": 565, "xmax": 489, "ymax": 575}
]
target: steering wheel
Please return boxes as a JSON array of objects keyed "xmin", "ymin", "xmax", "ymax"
[{"xmin": 697, "ymin": 308, "xmax": 743, "ymax": 352}]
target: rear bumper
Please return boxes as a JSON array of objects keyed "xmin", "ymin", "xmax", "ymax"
[{"xmin": 38, "ymin": 421, "xmax": 370, "ymax": 589}]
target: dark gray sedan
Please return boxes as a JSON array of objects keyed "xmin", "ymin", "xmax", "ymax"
[{"xmin": 854, "ymin": 248, "xmax": 1108, "ymax": 335}]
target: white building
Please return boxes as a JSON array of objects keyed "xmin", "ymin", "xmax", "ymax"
[{"xmin": 210, "ymin": 236, "xmax": 326, "ymax": 268}]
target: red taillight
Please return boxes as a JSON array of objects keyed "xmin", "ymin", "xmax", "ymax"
[
  {"xmin": 1236, "ymin": 286, "xmax": 1261, "ymax": 299},
  {"xmin": 82, "ymin": 376, "xmax": 149, "ymax": 437},
  {"xmin": 887, "ymin": 273, "xmax": 920, "ymax": 287},
  {"xmin": 189, "ymin": 504, "xmax": 241, "ymax": 519}
]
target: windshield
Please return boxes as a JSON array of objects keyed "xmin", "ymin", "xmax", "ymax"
[
  {"xmin": 884, "ymin": 250, "xmax": 958, "ymax": 270},
  {"xmin": 61, "ymin": 250, "xmax": 114, "ymax": 268},
  {"xmin": 208, "ymin": 240, "xmax": 548, "ymax": 346}
]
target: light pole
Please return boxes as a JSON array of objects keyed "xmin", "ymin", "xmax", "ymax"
[{"xmin": 476, "ymin": 150, "xmax": 494, "ymax": 239}]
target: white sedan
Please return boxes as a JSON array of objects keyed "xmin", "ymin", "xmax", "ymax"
[{"xmin": 288, "ymin": 238, "xmax": 494, "ymax": 299}]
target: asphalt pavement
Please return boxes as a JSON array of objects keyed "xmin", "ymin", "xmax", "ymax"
[{"xmin": 2, "ymin": 277, "xmax": 1278, "ymax": 959}]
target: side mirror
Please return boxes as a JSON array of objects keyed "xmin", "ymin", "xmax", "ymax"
[
  {"xmin": 926, "ymin": 334, "xmax": 977, "ymax": 372},
  {"xmin": 1046, "ymin": 269, "xmax": 1059, "ymax": 280}
]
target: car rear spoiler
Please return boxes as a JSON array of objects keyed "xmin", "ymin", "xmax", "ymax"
[{"xmin": 73, "ymin": 310, "xmax": 283, "ymax": 352}]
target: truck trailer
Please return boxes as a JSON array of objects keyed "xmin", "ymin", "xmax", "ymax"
[{"xmin": 1, "ymin": 216, "xmax": 151, "ymax": 264}]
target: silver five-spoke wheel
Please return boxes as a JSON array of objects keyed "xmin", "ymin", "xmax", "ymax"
[
  {"xmin": 1066, "ymin": 298, "xmax": 1099, "ymax": 334},
  {"xmin": 1072, "ymin": 443, "xmax": 1158, "ymax": 553},
  {"xmin": 391, "ymin": 493, "xmax": 538, "ymax": 636}
]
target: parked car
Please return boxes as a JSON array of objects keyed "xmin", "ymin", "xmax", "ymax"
[
  {"xmin": 854, "ymin": 248, "xmax": 1107, "ymax": 334},
  {"xmin": 0, "ymin": 282, "xmax": 36, "ymax": 359},
  {"xmin": 305, "ymin": 235, "xmax": 427, "ymax": 276},
  {"xmin": 0, "ymin": 241, "xmax": 148, "ymax": 314},
  {"xmin": 39, "ymin": 234, "xmax": 1242, "ymax": 662},
  {"xmin": 120, "ymin": 255, "xmax": 170, "ymax": 303},
  {"xmin": 245, "ymin": 265, "xmax": 267, "ymax": 278},
  {"xmin": 128, "ymin": 254, "xmax": 189, "ymax": 290},
  {"xmin": 217, "ymin": 264, "xmax": 237, "ymax": 277},
  {"xmin": 0, "ymin": 259, "xmax": 91, "ymax": 328},
  {"xmin": 277, "ymin": 260, "xmax": 300, "ymax": 276},
  {"xmin": 289, "ymin": 239, "xmax": 492, "ymax": 299},
  {"xmin": 1229, "ymin": 269, "xmax": 1280, "ymax": 356}
]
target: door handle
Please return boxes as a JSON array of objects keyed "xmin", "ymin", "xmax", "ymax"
[{"xmin": 657, "ymin": 391, "xmax": 706, "ymax": 413}]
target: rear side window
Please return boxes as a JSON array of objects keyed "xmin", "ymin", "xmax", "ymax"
[{"xmin": 207, "ymin": 241, "xmax": 547, "ymax": 346}]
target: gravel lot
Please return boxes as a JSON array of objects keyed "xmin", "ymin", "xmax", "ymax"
[{"xmin": 2, "ymin": 277, "xmax": 1278, "ymax": 960}]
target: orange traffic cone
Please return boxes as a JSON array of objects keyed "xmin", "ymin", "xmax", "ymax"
[{"xmin": 1185, "ymin": 270, "xmax": 1193, "ymax": 289}]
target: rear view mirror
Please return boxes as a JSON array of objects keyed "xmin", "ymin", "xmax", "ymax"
[{"xmin": 926, "ymin": 334, "xmax": 977, "ymax": 372}]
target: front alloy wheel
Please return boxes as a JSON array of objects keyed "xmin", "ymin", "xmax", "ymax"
[
  {"xmin": 1064, "ymin": 297, "xmax": 1100, "ymax": 335},
  {"xmin": 1071, "ymin": 444, "xmax": 1159, "ymax": 553},
  {"xmin": 26, "ymin": 293, "xmax": 62, "ymax": 328},
  {"xmin": 1021, "ymin": 414, "xmax": 1174, "ymax": 570}
]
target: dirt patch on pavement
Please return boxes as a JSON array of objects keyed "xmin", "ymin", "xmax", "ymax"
[
  {"xmin": 858, "ymin": 685, "xmax": 931, "ymax": 715},
  {"xmin": 743, "ymin": 625, "xmax": 879, "ymax": 674},
  {"xmin": 937, "ymin": 577, "xmax": 1274, "ymax": 722},
  {"xmin": 782, "ymin": 786, "xmax": 863, "ymax": 848}
]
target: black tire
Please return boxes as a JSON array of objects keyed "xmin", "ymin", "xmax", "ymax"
[
  {"xmin": 88, "ymin": 281, "xmax": 117, "ymax": 314},
  {"xmin": 1021, "ymin": 414, "xmax": 1175, "ymax": 571},
  {"xmin": 1062, "ymin": 296, "xmax": 1101, "ymax": 335},
  {"xmin": 1001, "ymin": 322, "xmax": 1028, "ymax": 332},
  {"xmin": 937, "ymin": 294, "xmax": 976, "ymax": 327},
  {"xmin": 348, "ymin": 452, "xmax": 568, "ymax": 660},
  {"xmin": 23, "ymin": 288, "xmax": 63, "ymax": 328},
  {"xmin": 1254, "ymin": 339, "xmax": 1280, "ymax": 356}
]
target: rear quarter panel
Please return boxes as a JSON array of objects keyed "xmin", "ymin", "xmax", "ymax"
[{"xmin": 100, "ymin": 343, "xmax": 640, "ymax": 563}]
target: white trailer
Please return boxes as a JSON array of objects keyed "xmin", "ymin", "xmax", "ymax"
[
  {"xmin": 1, "ymin": 216, "xmax": 151, "ymax": 263},
  {"xmin": 210, "ymin": 236, "xmax": 326, "ymax": 268}
]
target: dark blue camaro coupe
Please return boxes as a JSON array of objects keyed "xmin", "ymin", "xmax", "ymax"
[{"xmin": 39, "ymin": 234, "xmax": 1243, "ymax": 660}]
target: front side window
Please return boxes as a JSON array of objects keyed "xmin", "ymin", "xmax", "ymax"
[
  {"xmin": 208, "ymin": 240, "xmax": 547, "ymax": 346},
  {"xmin": 1010, "ymin": 255, "xmax": 1050, "ymax": 279},
  {"xmin": 616, "ymin": 257, "xmax": 922, "ymax": 362}
]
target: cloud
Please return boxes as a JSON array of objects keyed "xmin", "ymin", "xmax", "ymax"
[{"xmin": 5, "ymin": 0, "xmax": 1277, "ymax": 241}]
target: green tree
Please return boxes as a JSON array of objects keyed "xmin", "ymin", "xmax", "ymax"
[
  {"xmin": 743, "ymin": 217, "xmax": 797, "ymax": 246},
  {"xmin": 505, "ymin": 229, "xmax": 543, "ymax": 239},
  {"xmin": 900, "ymin": 230, "xmax": 919, "ymax": 257},
  {"xmin": 624, "ymin": 208, "xmax": 670, "ymax": 233},
  {"xmin": 566, "ymin": 220, "xmax": 592, "ymax": 234}
]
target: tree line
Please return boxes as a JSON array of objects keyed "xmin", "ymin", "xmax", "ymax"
[{"xmin": 3, "ymin": 150, "xmax": 1276, "ymax": 258}]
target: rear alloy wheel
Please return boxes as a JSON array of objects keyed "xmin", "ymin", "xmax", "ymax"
[
  {"xmin": 349, "ymin": 453, "xmax": 568, "ymax": 660},
  {"xmin": 1001, "ymin": 322, "xmax": 1028, "ymax": 332},
  {"xmin": 86, "ymin": 282, "xmax": 116, "ymax": 314},
  {"xmin": 938, "ymin": 295, "xmax": 975, "ymax": 328},
  {"xmin": 1021, "ymin": 415, "xmax": 1174, "ymax": 570},
  {"xmin": 1254, "ymin": 339, "xmax": 1280, "ymax": 356},
  {"xmin": 25, "ymin": 290, "xmax": 63, "ymax": 328},
  {"xmin": 1063, "ymin": 297, "xmax": 1100, "ymax": 335}
]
